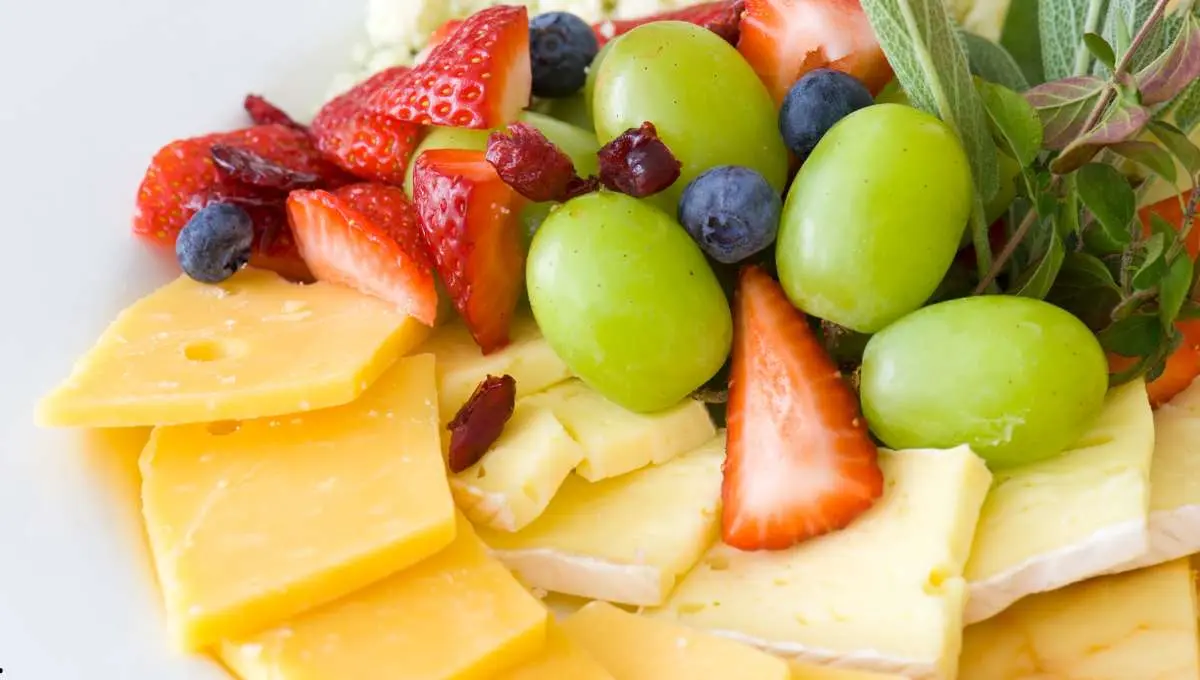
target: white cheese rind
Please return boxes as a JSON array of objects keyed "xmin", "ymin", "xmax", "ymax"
[{"xmin": 489, "ymin": 548, "xmax": 667, "ymax": 605}]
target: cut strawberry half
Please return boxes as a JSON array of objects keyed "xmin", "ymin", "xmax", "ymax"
[
  {"xmin": 722, "ymin": 266, "xmax": 884, "ymax": 551},
  {"xmin": 411, "ymin": 149, "xmax": 527, "ymax": 353},
  {"xmin": 594, "ymin": 0, "xmax": 745, "ymax": 46},
  {"xmin": 287, "ymin": 183, "xmax": 438, "ymax": 324},
  {"xmin": 738, "ymin": 0, "xmax": 893, "ymax": 104},
  {"xmin": 311, "ymin": 67, "xmax": 423, "ymax": 185},
  {"xmin": 367, "ymin": 6, "xmax": 532, "ymax": 129}
]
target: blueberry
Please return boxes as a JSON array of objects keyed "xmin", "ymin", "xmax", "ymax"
[
  {"xmin": 530, "ymin": 12, "xmax": 599, "ymax": 98},
  {"xmin": 176, "ymin": 202, "xmax": 254, "ymax": 284},
  {"xmin": 779, "ymin": 68, "xmax": 874, "ymax": 157},
  {"xmin": 678, "ymin": 166, "xmax": 782, "ymax": 265}
]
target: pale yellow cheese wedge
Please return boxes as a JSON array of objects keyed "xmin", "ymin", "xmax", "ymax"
[
  {"xmin": 218, "ymin": 515, "xmax": 548, "ymax": 680},
  {"xmin": 964, "ymin": 381, "xmax": 1154, "ymax": 624},
  {"xmin": 38, "ymin": 268, "xmax": 429, "ymax": 427},
  {"xmin": 562, "ymin": 602, "xmax": 790, "ymax": 680},
  {"xmin": 477, "ymin": 436, "xmax": 725, "ymax": 606},
  {"xmin": 959, "ymin": 559, "xmax": 1200, "ymax": 679},
  {"xmin": 494, "ymin": 623, "xmax": 615, "ymax": 680},
  {"xmin": 525, "ymin": 379, "xmax": 716, "ymax": 481},
  {"xmin": 417, "ymin": 315, "xmax": 572, "ymax": 423},
  {"xmin": 451, "ymin": 402, "xmax": 587, "ymax": 532},
  {"xmin": 142, "ymin": 354, "xmax": 456, "ymax": 649},
  {"xmin": 790, "ymin": 665, "xmax": 904, "ymax": 680},
  {"xmin": 652, "ymin": 446, "xmax": 992, "ymax": 680}
]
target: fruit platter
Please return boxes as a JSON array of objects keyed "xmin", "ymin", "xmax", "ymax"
[{"xmin": 29, "ymin": 0, "xmax": 1200, "ymax": 677}]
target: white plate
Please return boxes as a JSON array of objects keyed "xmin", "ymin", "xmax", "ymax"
[{"xmin": 0, "ymin": 1, "xmax": 362, "ymax": 676}]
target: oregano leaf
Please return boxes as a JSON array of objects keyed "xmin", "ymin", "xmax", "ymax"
[
  {"xmin": 1099, "ymin": 313, "xmax": 1164, "ymax": 357},
  {"xmin": 977, "ymin": 80, "xmax": 1044, "ymax": 165},
  {"xmin": 962, "ymin": 31, "xmax": 1031, "ymax": 91},
  {"xmin": 1014, "ymin": 228, "xmax": 1066, "ymax": 298},
  {"xmin": 1047, "ymin": 251, "xmax": 1122, "ymax": 330},
  {"xmin": 1132, "ymin": 232, "xmax": 1167, "ymax": 289},
  {"xmin": 1083, "ymin": 32, "xmax": 1117, "ymax": 70},
  {"xmin": 1108, "ymin": 140, "xmax": 1179, "ymax": 183},
  {"xmin": 1050, "ymin": 97, "xmax": 1152, "ymax": 173},
  {"xmin": 1077, "ymin": 162, "xmax": 1136, "ymax": 245},
  {"xmin": 1135, "ymin": 13, "xmax": 1200, "ymax": 105},
  {"xmin": 1160, "ymin": 253, "xmax": 1195, "ymax": 327},
  {"xmin": 1149, "ymin": 212, "xmax": 1179, "ymax": 240},
  {"xmin": 1025, "ymin": 76, "xmax": 1105, "ymax": 149}
]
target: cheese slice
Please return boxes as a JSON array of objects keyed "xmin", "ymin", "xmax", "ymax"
[
  {"xmin": 789, "ymin": 665, "xmax": 903, "ymax": 680},
  {"xmin": 451, "ymin": 402, "xmax": 587, "ymax": 532},
  {"xmin": 418, "ymin": 315, "xmax": 572, "ymax": 424},
  {"xmin": 561, "ymin": 601, "xmax": 791, "ymax": 680},
  {"xmin": 141, "ymin": 353, "xmax": 456, "ymax": 649},
  {"xmin": 525, "ymin": 379, "xmax": 716, "ymax": 481},
  {"xmin": 1117, "ymin": 378, "xmax": 1200, "ymax": 572},
  {"xmin": 964, "ymin": 381, "xmax": 1155, "ymax": 624},
  {"xmin": 218, "ymin": 515, "xmax": 548, "ymax": 680},
  {"xmin": 651, "ymin": 446, "xmax": 992, "ymax": 680},
  {"xmin": 38, "ymin": 268, "xmax": 429, "ymax": 427},
  {"xmin": 477, "ymin": 436, "xmax": 725, "ymax": 606},
  {"xmin": 959, "ymin": 559, "xmax": 1200, "ymax": 679},
  {"xmin": 494, "ymin": 623, "xmax": 615, "ymax": 680}
]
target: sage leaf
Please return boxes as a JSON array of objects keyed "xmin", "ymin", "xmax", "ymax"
[
  {"xmin": 1099, "ymin": 0, "xmax": 1157, "ymax": 69},
  {"xmin": 1050, "ymin": 98, "xmax": 1152, "ymax": 173},
  {"xmin": 1151, "ymin": 121, "xmax": 1200, "ymax": 175},
  {"xmin": 1108, "ymin": 141, "xmax": 1179, "ymax": 183},
  {"xmin": 1100, "ymin": 314, "xmax": 1164, "ymax": 357},
  {"xmin": 1172, "ymin": 79, "xmax": 1200, "ymax": 134},
  {"xmin": 1077, "ymin": 162, "xmax": 1136, "ymax": 245},
  {"xmin": 1160, "ymin": 254, "xmax": 1195, "ymax": 327},
  {"xmin": 962, "ymin": 31, "xmax": 1031, "ymax": 90},
  {"xmin": 1136, "ymin": 13, "xmax": 1200, "ymax": 105},
  {"xmin": 859, "ymin": 0, "xmax": 1000, "ymax": 200},
  {"xmin": 1133, "ymin": 232, "xmax": 1167, "ymax": 289},
  {"xmin": 1014, "ymin": 229, "xmax": 1066, "ymax": 298},
  {"xmin": 977, "ymin": 80, "xmax": 1044, "ymax": 165},
  {"xmin": 1001, "ymin": 0, "xmax": 1045, "ymax": 84},
  {"xmin": 1039, "ymin": 0, "xmax": 1103, "ymax": 79},
  {"xmin": 1083, "ymin": 32, "xmax": 1117, "ymax": 70},
  {"xmin": 1025, "ymin": 76, "xmax": 1105, "ymax": 149}
]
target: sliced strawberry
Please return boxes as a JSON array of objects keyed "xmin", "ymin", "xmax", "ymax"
[
  {"xmin": 738, "ymin": 0, "xmax": 892, "ymax": 104},
  {"xmin": 429, "ymin": 19, "xmax": 464, "ymax": 49},
  {"xmin": 367, "ymin": 6, "xmax": 532, "ymax": 129},
  {"xmin": 722, "ymin": 266, "xmax": 884, "ymax": 551},
  {"xmin": 311, "ymin": 67, "xmax": 423, "ymax": 185},
  {"xmin": 594, "ymin": 0, "xmax": 745, "ymax": 46},
  {"xmin": 243, "ymin": 94, "xmax": 306, "ymax": 130},
  {"xmin": 245, "ymin": 205, "xmax": 314, "ymax": 282},
  {"xmin": 287, "ymin": 184, "xmax": 438, "ymax": 324},
  {"xmin": 412, "ymin": 149, "xmax": 527, "ymax": 353}
]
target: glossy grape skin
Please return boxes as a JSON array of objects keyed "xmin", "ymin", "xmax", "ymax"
[
  {"xmin": 860, "ymin": 296, "xmax": 1109, "ymax": 468},
  {"xmin": 776, "ymin": 104, "xmax": 973, "ymax": 333},
  {"xmin": 592, "ymin": 22, "xmax": 788, "ymax": 208},
  {"xmin": 527, "ymin": 191, "xmax": 732, "ymax": 412},
  {"xmin": 584, "ymin": 38, "xmax": 616, "ymax": 122}
]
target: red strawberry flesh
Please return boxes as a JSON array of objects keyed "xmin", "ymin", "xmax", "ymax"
[
  {"xmin": 311, "ymin": 67, "xmax": 423, "ymax": 185},
  {"xmin": 243, "ymin": 94, "xmax": 305, "ymax": 130}
]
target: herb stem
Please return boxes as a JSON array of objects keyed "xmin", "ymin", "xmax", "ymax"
[
  {"xmin": 974, "ymin": 0, "xmax": 1172, "ymax": 294},
  {"xmin": 1074, "ymin": 0, "xmax": 1108, "ymax": 75}
]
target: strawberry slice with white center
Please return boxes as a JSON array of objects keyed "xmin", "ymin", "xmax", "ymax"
[
  {"xmin": 738, "ymin": 0, "xmax": 893, "ymax": 104},
  {"xmin": 287, "ymin": 183, "xmax": 438, "ymax": 325},
  {"xmin": 367, "ymin": 5, "xmax": 532, "ymax": 130},
  {"xmin": 411, "ymin": 149, "xmax": 527, "ymax": 354},
  {"xmin": 722, "ymin": 266, "xmax": 884, "ymax": 551}
]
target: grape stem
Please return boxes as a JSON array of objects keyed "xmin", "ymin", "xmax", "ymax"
[{"xmin": 973, "ymin": 0, "xmax": 1173, "ymax": 295}]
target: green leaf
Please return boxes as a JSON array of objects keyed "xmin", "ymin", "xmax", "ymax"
[
  {"xmin": 1083, "ymin": 32, "xmax": 1116, "ymax": 70},
  {"xmin": 1132, "ymin": 232, "xmax": 1167, "ymax": 289},
  {"xmin": 1024, "ymin": 76, "xmax": 1105, "ymax": 149},
  {"xmin": 1171, "ymin": 78, "xmax": 1200, "ymax": 134},
  {"xmin": 1076, "ymin": 163, "xmax": 1137, "ymax": 245},
  {"xmin": 1001, "ymin": 0, "xmax": 1045, "ymax": 84},
  {"xmin": 1099, "ymin": 314, "xmax": 1164, "ymax": 357},
  {"xmin": 977, "ymin": 81, "xmax": 1044, "ymax": 166},
  {"xmin": 1135, "ymin": 13, "xmax": 1200, "ymax": 106},
  {"xmin": 1108, "ymin": 141, "xmax": 1179, "ymax": 184},
  {"xmin": 1161, "ymin": 254, "xmax": 1195, "ymax": 327},
  {"xmin": 1150, "ymin": 120, "xmax": 1200, "ymax": 175},
  {"xmin": 1013, "ymin": 229, "xmax": 1066, "ymax": 298},
  {"xmin": 1050, "ymin": 98, "xmax": 1152, "ymax": 173},
  {"xmin": 858, "ymin": 0, "xmax": 1001, "ymax": 201},
  {"xmin": 1098, "ymin": 0, "xmax": 1157, "ymax": 69},
  {"xmin": 1038, "ymin": 0, "xmax": 1103, "ymax": 79},
  {"xmin": 962, "ymin": 31, "xmax": 1031, "ymax": 91},
  {"xmin": 1149, "ymin": 213, "xmax": 1178, "ymax": 239},
  {"xmin": 1047, "ymin": 251, "xmax": 1123, "ymax": 330},
  {"xmin": 1177, "ymin": 298, "xmax": 1200, "ymax": 320}
]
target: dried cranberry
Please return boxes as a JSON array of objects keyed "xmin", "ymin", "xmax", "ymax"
[
  {"xmin": 447, "ymin": 375, "xmax": 517, "ymax": 473},
  {"xmin": 244, "ymin": 94, "xmax": 306, "ymax": 131},
  {"xmin": 486, "ymin": 123, "xmax": 593, "ymax": 202},
  {"xmin": 210, "ymin": 144, "xmax": 325, "ymax": 192},
  {"xmin": 597, "ymin": 122, "xmax": 682, "ymax": 198},
  {"xmin": 706, "ymin": 0, "xmax": 746, "ymax": 46}
]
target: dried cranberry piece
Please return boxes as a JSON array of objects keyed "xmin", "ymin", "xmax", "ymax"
[
  {"xmin": 485, "ymin": 123, "xmax": 593, "ymax": 202},
  {"xmin": 210, "ymin": 144, "xmax": 325, "ymax": 192},
  {"xmin": 706, "ymin": 0, "xmax": 746, "ymax": 46},
  {"xmin": 244, "ymin": 94, "xmax": 306, "ymax": 131},
  {"xmin": 447, "ymin": 375, "xmax": 517, "ymax": 473},
  {"xmin": 563, "ymin": 175, "xmax": 601, "ymax": 201},
  {"xmin": 597, "ymin": 122, "xmax": 682, "ymax": 198}
]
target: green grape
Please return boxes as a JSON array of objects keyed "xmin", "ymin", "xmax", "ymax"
[
  {"xmin": 776, "ymin": 104, "xmax": 973, "ymax": 333},
  {"xmin": 584, "ymin": 38, "xmax": 616, "ymax": 122},
  {"xmin": 592, "ymin": 22, "xmax": 788, "ymax": 208},
  {"xmin": 527, "ymin": 191, "xmax": 732, "ymax": 413},
  {"xmin": 860, "ymin": 295, "xmax": 1109, "ymax": 468},
  {"xmin": 539, "ymin": 92, "xmax": 594, "ymax": 131}
]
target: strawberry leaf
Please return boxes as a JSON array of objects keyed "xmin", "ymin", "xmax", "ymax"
[
  {"xmin": 1025, "ymin": 76, "xmax": 1106, "ymax": 148},
  {"xmin": 1135, "ymin": 13, "xmax": 1200, "ymax": 105},
  {"xmin": 978, "ymin": 81, "xmax": 1044, "ymax": 166},
  {"xmin": 1076, "ymin": 162, "xmax": 1137, "ymax": 245},
  {"xmin": 1161, "ymin": 253, "xmax": 1195, "ymax": 327},
  {"xmin": 1050, "ymin": 97, "xmax": 1151, "ymax": 173},
  {"xmin": 1108, "ymin": 140, "xmax": 1179, "ymax": 183},
  {"xmin": 962, "ymin": 31, "xmax": 1030, "ymax": 91}
]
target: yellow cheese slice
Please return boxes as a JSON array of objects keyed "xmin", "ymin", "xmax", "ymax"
[
  {"xmin": 790, "ymin": 665, "xmax": 904, "ymax": 680},
  {"xmin": 38, "ymin": 268, "xmax": 429, "ymax": 427},
  {"xmin": 1117, "ymin": 378, "xmax": 1200, "ymax": 572},
  {"xmin": 959, "ymin": 559, "xmax": 1200, "ymax": 679},
  {"xmin": 418, "ymin": 315, "xmax": 572, "ymax": 423},
  {"xmin": 494, "ymin": 623, "xmax": 615, "ymax": 680},
  {"xmin": 562, "ymin": 602, "xmax": 790, "ymax": 680},
  {"xmin": 477, "ymin": 436, "xmax": 724, "ymax": 606},
  {"xmin": 218, "ymin": 515, "xmax": 548, "ymax": 680},
  {"xmin": 651, "ymin": 446, "xmax": 992, "ymax": 680},
  {"xmin": 964, "ymin": 381, "xmax": 1154, "ymax": 624},
  {"xmin": 525, "ymin": 379, "xmax": 716, "ymax": 481},
  {"xmin": 141, "ymin": 353, "xmax": 456, "ymax": 649},
  {"xmin": 451, "ymin": 402, "xmax": 587, "ymax": 532}
]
